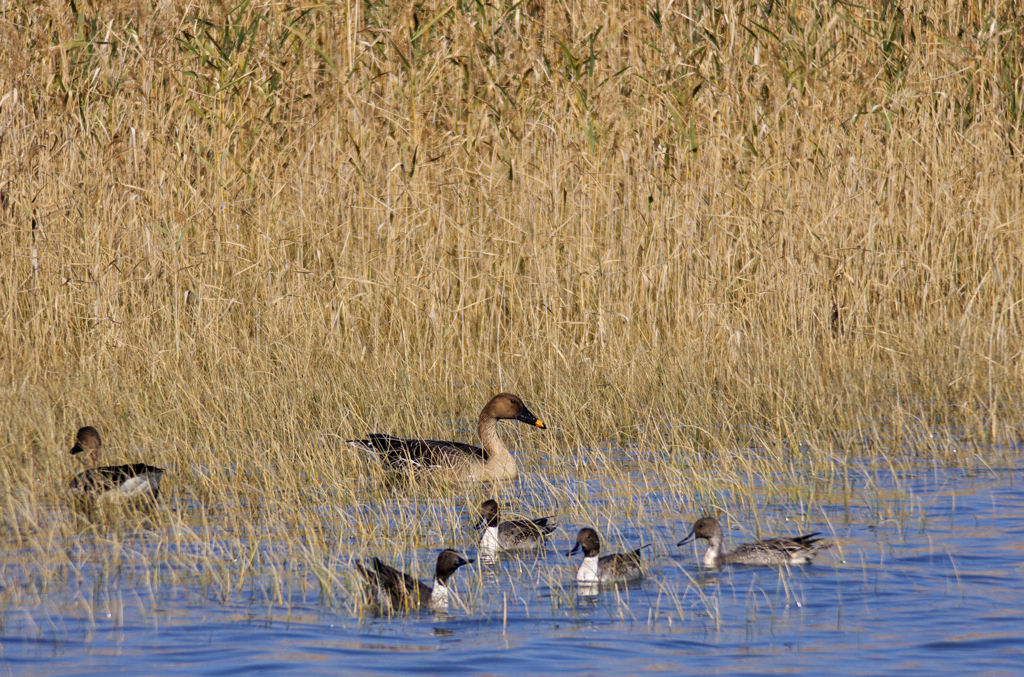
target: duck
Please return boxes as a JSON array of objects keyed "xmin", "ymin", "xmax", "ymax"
[
  {"xmin": 356, "ymin": 549, "xmax": 473, "ymax": 611},
  {"xmin": 568, "ymin": 527, "xmax": 646, "ymax": 584},
  {"xmin": 678, "ymin": 517, "xmax": 831, "ymax": 567},
  {"xmin": 67, "ymin": 426, "xmax": 165, "ymax": 503},
  {"xmin": 475, "ymin": 499, "xmax": 556, "ymax": 558},
  {"xmin": 350, "ymin": 393, "xmax": 546, "ymax": 482}
]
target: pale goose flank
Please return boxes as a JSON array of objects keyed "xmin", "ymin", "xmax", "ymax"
[
  {"xmin": 678, "ymin": 517, "xmax": 831, "ymax": 567},
  {"xmin": 356, "ymin": 549, "xmax": 473, "ymax": 612},
  {"xmin": 351, "ymin": 393, "xmax": 546, "ymax": 482},
  {"xmin": 475, "ymin": 499, "xmax": 556, "ymax": 559},
  {"xmin": 568, "ymin": 528, "xmax": 646, "ymax": 584},
  {"xmin": 67, "ymin": 427, "xmax": 164, "ymax": 503}
]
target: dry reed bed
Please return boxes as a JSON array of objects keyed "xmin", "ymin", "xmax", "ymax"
[{"xmin": 0, "ymin": 0, "xmax": 1022, "ymax": 615}]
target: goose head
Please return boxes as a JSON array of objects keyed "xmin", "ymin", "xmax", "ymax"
[{"xmin": 481, "ymin": 393, "xmax": 546, "ymax": 429}]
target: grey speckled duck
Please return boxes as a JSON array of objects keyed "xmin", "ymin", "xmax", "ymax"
[
  {"xmin": 67, "ymin": 427, "xmax": 164, "ymax": 503},
  {"xmin": 568, "ymin": 528, "xmax": 646, "ymax": 584},
  {"xmin": 475, "ymin": 499, "xmax": 556, "ymax": 558},
  {"xmin": 350, "ymin": 393, "xmax": 546, "ymax": 482},
  {"xmin": 678, "ymin": 517, "xmax": 831, "ymax": 567},
  {"xmin": 356, "ymin": 549, "xmax": 473, "ymax": 611}
]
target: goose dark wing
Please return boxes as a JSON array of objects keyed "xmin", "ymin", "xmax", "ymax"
[{"xmin": 355, "ymin": 434, "xmax": 488, "ymax": 466}]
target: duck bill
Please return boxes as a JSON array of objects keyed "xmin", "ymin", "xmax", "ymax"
[
  {"xmin": 677, "ymin": 530, "xmax": 696, "ymax": 547},
  {"xmin": 69, "ymin": 443, "xmax": 84, "ymax": 455},
  {"xmin": 455, "ymin": 556, "xmax": 474, "ymax": 569},
  {"xmin": 517, "ymin": 406, "xmax": 546, "ymax": 429},
  {"xmin": 567, "ymin": 542, "xmax": 581, "ymax": 557},
  {"xmin": 472, "ymin": 517, "xmax": 486, "ymax": 531}
]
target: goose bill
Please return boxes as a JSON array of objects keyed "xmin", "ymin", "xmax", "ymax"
[{"xmin": 517, "ymin": 407, "xmax": 546, "ymax": 428}]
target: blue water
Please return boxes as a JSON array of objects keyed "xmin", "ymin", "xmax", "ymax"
[{"xmin": 3, "ymin": 456, "xmax": 1024, "ymax": 675}]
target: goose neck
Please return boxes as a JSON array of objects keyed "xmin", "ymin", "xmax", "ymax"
[{"xmin": 478, "ymin": 417, "xmax": 511, "ymax": 463}]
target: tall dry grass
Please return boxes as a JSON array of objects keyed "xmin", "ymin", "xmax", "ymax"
[{"xmin": 0, "ymin": 0, "xmax": 1022, "ymax": 616}]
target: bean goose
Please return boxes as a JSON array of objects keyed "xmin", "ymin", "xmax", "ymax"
[{"xmin": 351, "ymin": 393, "xmax": 546, "ymax": 482}]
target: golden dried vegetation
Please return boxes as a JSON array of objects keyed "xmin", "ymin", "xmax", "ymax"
[{"xmin": 0, "ymin": 0, "xmax": 1022, "ymax": 613}]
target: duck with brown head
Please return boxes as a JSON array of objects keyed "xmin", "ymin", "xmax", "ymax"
[
  {"xmin": 475, "ymin": 498, "xmax": 557, "ymax": 560},
  {"xmin": 356, "ymin": 549, "xmax": 474, "ymax": 612},
  {"xmin": 568, "ymin": 527, "xmax": 648, "ymax": 584},
  {"xmin": 678, "ymin": 517, "xmax": 831, "ymax": 567},
  {"xmin": 350, "ymin": 393, "xmax": 546, "ymax": 482},
  {"xmin": 67, "ymin": 426, "xmax": 165, "ymax": 503}
]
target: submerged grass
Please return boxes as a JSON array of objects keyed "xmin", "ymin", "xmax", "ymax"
[{"xmin": 0, "ymin": 0, "xmax": 1022, "ymax": 623}]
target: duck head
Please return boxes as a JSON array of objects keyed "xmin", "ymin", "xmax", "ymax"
[
  {"xmin": 678, "ymin": 517, "xmax": 723, "ymax": 546},
  {"xmin": 435, "ymin": 549, "xmax": 473, "ymax": 584},
  {"xmin": 475, "ymin": 499, "xmax": 500, "ymax": 530},
  {"xmin": 568, "ymin": 527, "xmax": 602, "ymax": 558},
  {"xmin": 69, "ymin": 426, "xmax": 102, "ymax": 467}
]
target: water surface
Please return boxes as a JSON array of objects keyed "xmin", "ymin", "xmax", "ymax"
[{"xmin": 3, "ymin": 452, "xmax": 1024, "ymax": 676}]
